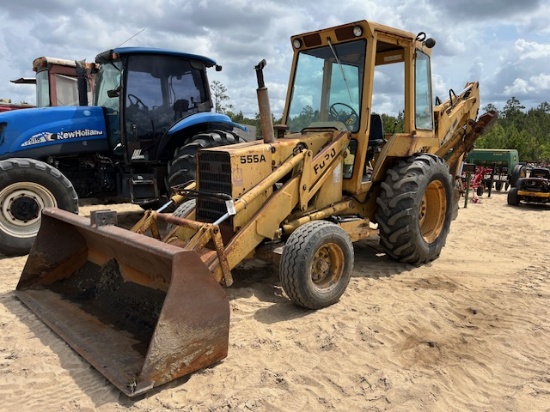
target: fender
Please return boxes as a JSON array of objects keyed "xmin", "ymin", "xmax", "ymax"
[
  {"xmin": 0, "ymin": 106, "xmax": 109, "ymax": 158},
  {"xmin": 166, "ymin": 112, "xmax": 248, "ymax": 135}
]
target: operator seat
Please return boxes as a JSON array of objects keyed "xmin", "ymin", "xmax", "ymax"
[
  {"xmin": 369, "ymin": 113, "xmax": 385, "ymax": 146},
  {"xmin": 367, "ymin": 113, "xmax": 385, "ymax": 162},
  {"xmin": 173, "ymin": 99, "xmax": 189, "ymax": 121}
]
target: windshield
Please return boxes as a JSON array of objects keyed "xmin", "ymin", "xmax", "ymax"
[
  {"xmin": 124, "ymin": 54, "xmax": 211, "ymax": 140},
  {"xmin": 94, "ymin": 60, "xmax": 122, "ymax": 109},
  {"xmin": 286, "ymin": 39, "xmax": 366, "ymax": 133},
  {"xmin": 35, "ymin": 70, "xmax": 50, "ymax": 107}
]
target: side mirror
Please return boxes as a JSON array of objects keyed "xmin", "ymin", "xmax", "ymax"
[{"xmin": 107, "ymin": 86, "xmax": 121, "ymax": 98}]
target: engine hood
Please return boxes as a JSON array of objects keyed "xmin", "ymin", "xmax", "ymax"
[{"xmin": 0, "ymin": 106, "xmax": 108, "ymax": 157}]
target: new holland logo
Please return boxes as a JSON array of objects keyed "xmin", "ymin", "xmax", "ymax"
[
  {"xmin": 21, "ymin": 129, "xmax": 104, "ymax": 147},
  {"xmin": 131, "ymin": 149, "xmax": 145, "ymax": 160}
]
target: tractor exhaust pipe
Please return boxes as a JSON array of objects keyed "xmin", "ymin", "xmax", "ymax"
[{"xmin": 255, "ymin": 59, "xmax": 274, "ymax": 143}]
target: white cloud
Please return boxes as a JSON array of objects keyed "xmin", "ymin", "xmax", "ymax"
[
  {"xmin": 514, "ymin": 39, "xmax": 550, "ymax": 60},
  {"xmin": 504, "ymin": 74, "xmax": 550, "ymax": 96},
  {"xmin": 0, "ymin": 0, "xmax": 549, "ymax": 116},
  {"xmin": 504, "ymin": 78, "xmax": 533, "ymax": 95}
]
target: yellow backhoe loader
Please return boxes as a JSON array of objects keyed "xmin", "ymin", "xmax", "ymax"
[{"xmin": 15, "ymin": 20, "xmax": 496, "ymax": 396}]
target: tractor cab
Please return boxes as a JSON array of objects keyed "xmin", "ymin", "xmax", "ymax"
[
  {"xmin": 94, "ymin": 47, "xmax": 219, "ymax": 161},
  {"xmin": 282, "ymin": 22, "xmax": 438, "ymax": 196}
]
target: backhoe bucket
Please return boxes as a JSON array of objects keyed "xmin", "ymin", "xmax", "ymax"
[{"xmin": 15, "ymin": 208, "xmax": 229, "ymax": 396}]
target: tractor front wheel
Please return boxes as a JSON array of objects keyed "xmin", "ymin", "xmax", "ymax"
[
  {"xmin": 166, "ymin": 199, "xmax": 197, "ymax": 232},
  {"xmin": 507, "ymin": 188, "xmax": 520, "ymax": 206},
  {"xmin": 375, "ymin": 154, "xmax": 453, "ymax": 265},
  {"xmin": 510, "ymin": 165, "xmax": 526, "ymax": 188},
  {"xmin": 279, "ymin": 221, "xmax": 354, "ymax": 309},
  {"xmin": 0, "ymin": 158, "xmax": 78, "ymax": 256}
]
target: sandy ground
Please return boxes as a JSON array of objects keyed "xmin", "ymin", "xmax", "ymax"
[{"xmin": 1, "ymin": 191, "xmax": 550, "ymax": 412}]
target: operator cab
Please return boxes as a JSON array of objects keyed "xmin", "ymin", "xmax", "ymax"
[
  {"xmin": 94, "ymin": 48, "xmax": 216, "ymax": 160},
  {"xmin": 282, "ymin": 21, "xmax": 435, "ymax": 191}
]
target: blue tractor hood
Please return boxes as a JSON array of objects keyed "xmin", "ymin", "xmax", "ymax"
[{"xmin": 0, "ymin": 106, "xmax": 108, "ymax": 158}]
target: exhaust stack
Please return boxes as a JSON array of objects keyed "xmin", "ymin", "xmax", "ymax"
[{"xmin": 255, "ymin": 59, "xmax": 274, "ymax": 143}]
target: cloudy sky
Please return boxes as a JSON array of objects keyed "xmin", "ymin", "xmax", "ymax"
[{"xmin": 1, "ymin": 0, "xmax": 549, "ymax": 118}]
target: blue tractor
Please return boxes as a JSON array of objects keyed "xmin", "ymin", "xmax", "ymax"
[{"xmin": 0, "ymin": 47, "xmax": 247, "ymax": 256}]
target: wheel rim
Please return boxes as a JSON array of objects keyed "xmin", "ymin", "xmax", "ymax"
[
  {"xmin": 419, "ymin": 180, "xmax": 447, "ymax": 243},
  {"xmin": 0, "ymin": 182, "xmax": 57, "ymax": 238},
  {"xmin": 311, "ymin": 243, "xmax": 345, "ymax": 290}
]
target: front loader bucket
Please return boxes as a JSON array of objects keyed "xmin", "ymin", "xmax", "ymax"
[{"xmin": 15, "ymin": 208, "xmax": 229, "ymax": 397}]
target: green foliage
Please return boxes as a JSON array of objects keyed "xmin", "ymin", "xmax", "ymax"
[
  {"xmin": 211, "ymin": 80, "xmax": 234, "ymax": 114},
  {"xmin": 477, "ymin": 98, "xmax": 550, "ymax": 162},
  {"xmin": 381, "ymin": 111, "xmax": 405, "ymax": 134},
  {"xmin": 226, "ymin": 110, "xmax": 283, "ymax": 138},
  {"xmin": 287, "ymin": 105, "xmax": 319, "ymax": 132}
]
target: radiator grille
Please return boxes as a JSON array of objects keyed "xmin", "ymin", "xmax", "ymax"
[{"xmin": 197, "ymin": 151, "xmax": 232, "ymax": 222}]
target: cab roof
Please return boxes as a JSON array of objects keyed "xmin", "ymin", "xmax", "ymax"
[{"xmin": 96, "ymin": 47, "xmax": 217, "ymax": 67}]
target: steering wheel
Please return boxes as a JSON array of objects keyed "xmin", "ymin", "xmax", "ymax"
[
  {"xmin": 127, "ymin": 93, "xmax": 148, "ymax": 112},
  {"xmin": 329, "ymin": 103, "xmax": 358, "ymax": 129}
]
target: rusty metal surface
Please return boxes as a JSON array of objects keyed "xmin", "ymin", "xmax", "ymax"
[
  {"xmin": 444, "ymin": 110, "xmax": 498, "ymax": 174},
  {"xmin": 16, "ymin": 208, "xmax": 230, "ymax": 396}
]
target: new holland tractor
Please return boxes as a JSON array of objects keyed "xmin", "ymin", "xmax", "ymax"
[
  {"xmin": 0, "ymin": 47, "xmax": 247, "ymax": 256},
  {"xmin": 16, "ymin": 21, "xmax": 495, "ymax": 396}
]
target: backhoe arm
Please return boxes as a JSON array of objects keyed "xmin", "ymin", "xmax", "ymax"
[{"xmin": 433, "ymin": 82, "xmax": 496, "ymax": 177}]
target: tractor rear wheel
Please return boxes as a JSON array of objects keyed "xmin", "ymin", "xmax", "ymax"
[
  {"xmin": 279, "ymin": 221, "xmax": 353, "ymax": 309},
  {"xmin": 167, "ymin": 130, "xmax": 244, "ymax": 189},
  {"xmin": 375, "ymin": 154, "xmax": 453, "ymax": 265},
  {"xmin": 0, "ymin": 158, "xmax": 78, "ymax": 256}
]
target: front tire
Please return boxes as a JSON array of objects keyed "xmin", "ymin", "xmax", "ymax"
[
  {"xmin": 166, "ymin": 199, "xmax": 196, "ymax": 232},
  {"xmin": 507, "ymin": 187, "xmax": 520, "ymax": 206},
  {"xmin": 375, "ymin": 154, "xmax": 453, "ymax": 265},
  {"xmin": 510, "ymin": 165, "xmax": 526, "ymax": 188},
  {"xmin": 279, "ymin": 221, "xmax": 354, "ymax": 309},
  {"xmin": 0, "ymin": 158, "xmax": 78, "ymax": 256},
  {"xmin": 167, "ymin": 130, "xmax": 244, "ymax": 188}
]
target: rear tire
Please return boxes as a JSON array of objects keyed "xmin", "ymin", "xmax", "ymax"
[
  {"xmin": 0, "ymin": 158, "xmax": 78, "ymax": 256},
  {"xmin": 279, "ymin": 221, "xmax": 353, "ymax": 309},
  {"xmin": 375, "ymin": 154, "xmax": 453, "ymax": 265},
  {"xmin": 167, "ymin": 130, "xmax": 244, "ymax": 188}
]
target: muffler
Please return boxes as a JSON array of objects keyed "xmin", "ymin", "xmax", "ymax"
[{"xmin": 15, "ymin": 208, "xmax": 229, "ymax": 396}]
